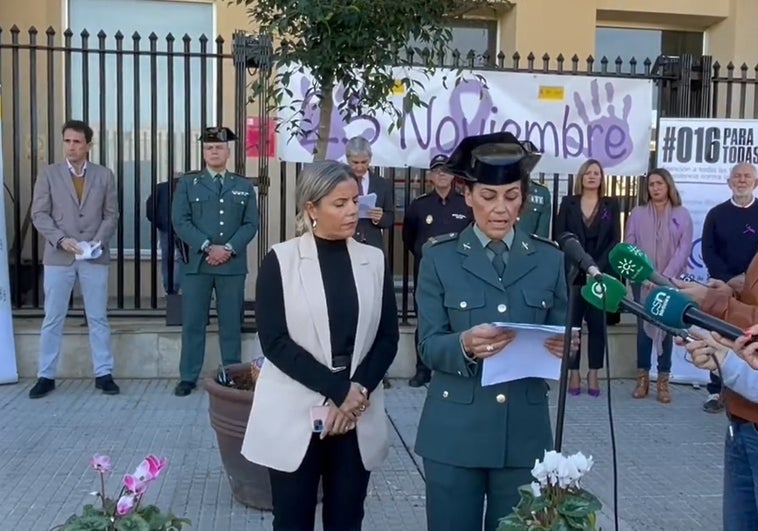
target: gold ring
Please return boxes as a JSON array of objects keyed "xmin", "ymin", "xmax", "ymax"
[
  {"xmin": 486, "ymin": 344, "xmax": 494, "ymax": 352},
  {"xmin": 359, "ymin": 404, "xmax": 366, "ymax": 411}
]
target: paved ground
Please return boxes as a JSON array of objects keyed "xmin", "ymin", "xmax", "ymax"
[{"xmin": 0, "ymin": 378, "xmax": 725, "ymax": 530}]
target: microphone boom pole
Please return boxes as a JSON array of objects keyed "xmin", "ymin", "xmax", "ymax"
[{"xmin": 554, "ymin": 265, "xmax": 580, "ymax": 452}]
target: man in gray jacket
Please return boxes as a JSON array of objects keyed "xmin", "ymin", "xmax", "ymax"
[{"xmin": 29, "ymin": 119, "xmax": 119, "ymax": 399}]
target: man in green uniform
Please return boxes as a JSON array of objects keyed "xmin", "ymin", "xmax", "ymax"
[
  {"xmin": 517, "ymin": 178, "xmax": 552, "ymax": 238},
  {"xmin": 171, "ymin": 127, "xmax": 259, "ymax": 397},
  {"xmin": 414, "ymin": 133, "xmax": 574, "ymax": 531}
]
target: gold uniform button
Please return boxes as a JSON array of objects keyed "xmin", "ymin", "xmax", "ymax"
[
  {"xmin": 219, "ymin": 232, "xmax": 224, "ymax": 237},
  {"xmin": 219, "ymin": 210, "xmax": 224, "ymax": 215},
  {"xmin": 442, "ymin": 390, "xmax": 449, "ymax": 398},
  {"xmin": 220, "ymin": 221, "xmax": 225, "ymax": 226},
  {"xmin": 496, "ymin": 394, "xmax": 506, "ymax": 404},
  {"xmin": 497, "ymin": 304, "xmax": 507, "ymax": 313},
  {"xmin": 459, "ymin": 301, "xmax": 467, "ymax": 309},
  {"xmin": 220, "ymin": 198, "xmax": 224, "ymax": 203},
  {"xmin": 541, "ymin": 300, "xmax": 547, "ymax": 309}
]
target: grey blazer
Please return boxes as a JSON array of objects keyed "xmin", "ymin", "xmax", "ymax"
[
  {"xmin": 31, "ymin": 161, "xmax": 119, "ymax": 266},
  {"xmin": 354, "ymin": 172, "xmax": 394, "ymax": 251}
]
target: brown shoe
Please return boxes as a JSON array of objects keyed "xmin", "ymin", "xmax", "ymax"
[
  {"xmin": 657, "ymin": 372, "xmax": 671, "ymax": 404},
  {"xmin": 632, "ymin": 369, "xmax": 649, "ymax": 399}
]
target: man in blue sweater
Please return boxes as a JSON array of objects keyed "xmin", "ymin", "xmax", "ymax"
[{"xmin": 700, "ymin": 162, "xmax": 758, "ymax": 413}]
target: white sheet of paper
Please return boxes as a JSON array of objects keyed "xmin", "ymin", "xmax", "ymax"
[
  {"xmin": 357, "ymin": 193, "xmax": 377, "ymax": 219},
  {"xmin": 481, "ymin": 322, "xmax": 580, "ymax": 386},
  {"xmin": 75, "ymin": 240, "xmax": 103, "ymax": 261}
]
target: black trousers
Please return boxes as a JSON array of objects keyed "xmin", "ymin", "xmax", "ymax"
[
  {"xmin": 568, "ymin": 286, "xmax": 606, "ymax": 370},
  {"xmin": 268, "ymin": 431, "xmax": 371, "ymax": 531}
]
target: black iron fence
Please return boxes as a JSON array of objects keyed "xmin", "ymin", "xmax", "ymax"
[{"xmin": 3, "ymin": 24, "xmax": 752, "ymax": 322}]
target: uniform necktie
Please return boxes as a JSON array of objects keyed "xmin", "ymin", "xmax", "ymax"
[
  {"xmin": 487, "ymin": 240, "xmax": 507, "ymax": 278},
  {"xmin": 214, "ymin": 174, "xmax": 223, "ymax": 193}
]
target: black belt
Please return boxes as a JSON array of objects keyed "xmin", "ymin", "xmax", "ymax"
[{"xmin": 332, "ymin": 355, "xmax": 351, "ymax": 372}]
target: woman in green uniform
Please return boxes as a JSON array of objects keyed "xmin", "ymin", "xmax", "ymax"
[{"xmin": 414, "ymin": 132, "xmax": 576, "ymax": 531}]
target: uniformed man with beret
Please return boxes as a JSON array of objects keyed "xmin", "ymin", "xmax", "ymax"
[
  {"xmin": 402, "ymin": 154, "xmax": 472, "ymax": 387},
  {"xmin": 171, "ymin": 127, "xmax": 259, "ymax": 397},
  {"xmin": 517, "ymin": 179, "xmax": 552, "ymax": 238},
  {"xmin": 414, "ymin": 132, "xmax": 575, "ymax": 531}
]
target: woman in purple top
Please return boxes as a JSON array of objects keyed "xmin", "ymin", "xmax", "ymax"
[{"xmin": 625, "ymin": 168, "xmax": 693, "ymax": 403}]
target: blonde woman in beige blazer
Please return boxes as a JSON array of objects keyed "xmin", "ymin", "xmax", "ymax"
[{"xmin": 241, "ymin": 160, "xmax": 399, "ymax": 531}]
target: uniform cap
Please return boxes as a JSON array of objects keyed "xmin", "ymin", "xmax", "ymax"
[
  {"xmin": 445, "ymin": 132, "xmax": 542, "ymax": 185},
  {"xmin": 429, "ymin": 154, "xmax": 449, "ymax": 170},
  {"xmin": 200, "ymin": 126, "xmax": 237, "ymax": 143}
]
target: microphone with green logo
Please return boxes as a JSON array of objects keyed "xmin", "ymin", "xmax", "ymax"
[
  {"xmin": 609, "ymin": 243, "xmax": 676, "ymax": 287},
  {"xmin": 580, "ymin": 274, "xmax": 692, "ymax": 341}
]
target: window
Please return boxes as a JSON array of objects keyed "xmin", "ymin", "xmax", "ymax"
[
  {"xmin": 407, "ymin": 19, "xmax": 498, "ymax": 67},
  {"xmin": 595, "ymin": 27, "xmax": 704, "ymax": 123},
  {"xmin": 67, "ymin": 0, "xmax": 215, "ymax": 256}
]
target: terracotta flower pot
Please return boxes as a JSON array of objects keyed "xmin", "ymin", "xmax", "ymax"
[{"xmin": 205, "ymin": 362, "xmax": 273, "ymax": 510}]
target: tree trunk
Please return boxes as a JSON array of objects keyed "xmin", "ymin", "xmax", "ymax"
[{"xmin": 314, "ymin": 82, "xmax": 334, "ymax": 161}]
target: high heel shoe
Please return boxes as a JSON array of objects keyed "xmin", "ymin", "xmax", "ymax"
[
  {"xmin": 568, "ymin": 371, "xmax": 581, "ymax": 395},
  {"xmin": 587, "ymin": 371, "xmax": 600, "ymax": 397}
]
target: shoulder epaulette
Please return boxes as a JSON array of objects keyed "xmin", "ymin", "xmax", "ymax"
[
  {"xmin": 530, "ymin": 179, "xmax": 548, "ymax": 189},
  {"xmin": 182, "ymin": 170, "xmax": 203, "ymax": 177},
  {"xmin": 425, "ymin": 232, "xmax": 458, "ymax": 247},
  {"xmin": 529, "ymin": 233, "xmax": 559, "ymax": 249}
]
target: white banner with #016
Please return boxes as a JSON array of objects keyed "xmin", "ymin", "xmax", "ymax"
[
  {"xmin": 0, "ymin": 86, "xmax": 19, "ymax": 384},
  {"xmin": 276, "ymin": 67, "xmax": 654, "ymax": 175},
  {"xmin": 652, "ymin": 117, "xmax": 758, "ymax": 385}
]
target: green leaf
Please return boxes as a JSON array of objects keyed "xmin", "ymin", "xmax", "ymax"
[
  {"xmin": 557, "ymin": 491, "xmax": 602, "ymax": 519},
  {"xmin": 59, "ymin": 515, "xmax": 111, "ymax": 531},
  {"xmin": 114, "ymin": 513, "xmax": 150, "ymax": 531}
]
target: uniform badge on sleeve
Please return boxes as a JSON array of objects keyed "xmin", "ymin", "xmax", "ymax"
[{"xmin": 425, "ymin": 215, "xmax": 433, "ymax": 224}]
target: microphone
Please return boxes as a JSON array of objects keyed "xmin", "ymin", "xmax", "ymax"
[
  {"xmin": 609, "ymin": 243, "xmax": 676, "ymax": 287},
  {"xmin": 642, "ymin": 287, "xmax": 753, "ymax": 343},
  {"xmin": 580, "ymin": 274, "xmax": 692, "ymax": 342},
  {"xmin": 556, "ymin": 232, "xmax": 603, "ymax": 281}
]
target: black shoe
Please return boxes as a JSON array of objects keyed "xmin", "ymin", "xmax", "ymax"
[
  {"xmin": 174, "ymin": 381, "xmax": 196, "ymax": 397},
  {"xmin": 408, "ymin": 371, "xmax": 431, "ymax": 387},
  {"xmin": 95, "ymin": 375, "xmax": 120, "ymax": 395},
  {"xmin": 29, "ymin": 378, "xmax": 55, "ymax": 399}
]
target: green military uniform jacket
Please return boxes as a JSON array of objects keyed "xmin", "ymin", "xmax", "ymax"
[
  {"xmin": 414, "ymin": 225, "xmax": 567, "ymax": 469},
  {"xmin": 517, "ymin": 180, "xmax": 552, "ymax": 238},
  {"xmin": 171, "ymin": 169, "xmax": 259, "ymax": 275}
]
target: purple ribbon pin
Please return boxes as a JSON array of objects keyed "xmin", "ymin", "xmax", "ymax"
[
  {"xmin": 745, "ymin": 224, "xmax": 756, "ymax": 235},
  {"xmin": 600, "ymin": 208, "xmax": 609, "ymax": 222},
  {"xmin": 672, "ymin": 218, "xmax": 680, "ymax": 228}
]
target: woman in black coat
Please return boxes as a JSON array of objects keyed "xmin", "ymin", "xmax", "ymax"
[{"xmin": 554, "ymin": 159, "xmax": 620, "ymax": 396}]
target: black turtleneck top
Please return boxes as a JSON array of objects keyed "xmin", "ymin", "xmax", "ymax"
[{"xmin": 255, "ymin": 236, "xmax": 399, "ymax": 406}]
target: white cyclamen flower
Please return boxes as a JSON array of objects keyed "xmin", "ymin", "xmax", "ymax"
[
  {"xmin": 556, "ymin": 457, "xmax": 581, "ymax": 489},
  {"xmin": 530, "ymin": 481, "xmax": 542, "ymax": 497},
  {"xmin": 567, "ymin": 452, "xmax": 594, "ymax": 476},
  {"xmin": 531, "ymin": 459, "xmax": 549, "ymax": 486}
]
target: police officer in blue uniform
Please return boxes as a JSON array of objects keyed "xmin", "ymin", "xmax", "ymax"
[
  {"xmin": 171, "ymin": 127, "xmax": 259, "ymax": 397},
  {"xmin": 402, "ymin": 154, "xmax": 472, "ymax": 386}
]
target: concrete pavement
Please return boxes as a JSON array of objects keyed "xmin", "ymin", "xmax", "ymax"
[{"xmin": 0, "ymin": 378, "xmax": 725, "ymax": 530}]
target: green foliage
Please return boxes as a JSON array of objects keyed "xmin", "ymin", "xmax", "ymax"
[
  {"xmin": 52, "ymin": 498, "xmax": 190, "ymax": 531},
  {"xmin": 234, "ymin": 0, "xmax": 464, "ymax": 158},
  {"xmin": 497, "ymin": 485, "xmax": 603, "ymax": 531}
]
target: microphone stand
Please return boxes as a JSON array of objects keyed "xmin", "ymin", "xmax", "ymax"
[{"xmin": 554, "ymin": 264, "xmax": 580, "ymax": 452}]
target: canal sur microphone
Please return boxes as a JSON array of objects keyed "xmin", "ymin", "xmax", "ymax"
[
  {"xmin": 556, "ymin": 232, "xmax": 603, "ymax": 281},
  {"xmin": 643, "ymin": 287, "xmax": 756, "ymax": 344},
  {"xmin": 609, "ymin": 243, "xmax": 676, "ymax": 287},
  {"xmin": 579, "ymin": 274, "xmax": 692, "ymax": 342}
]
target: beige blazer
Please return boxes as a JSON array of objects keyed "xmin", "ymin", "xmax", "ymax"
[
  {"xmin": 241, "ymin": 233, "xmax": 390, "ymax": 473},
  {"xmin": 31, "ymin": 161, "xmax": 118, "ymax": 266}
]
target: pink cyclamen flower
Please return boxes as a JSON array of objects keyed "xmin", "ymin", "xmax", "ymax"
[
  {"xmin": 89, "ymin": 454, "xmax": 112, "ymax": 473},
  {"xmin": 116, "ymin": 494, "xmax": 135, "ymax": 516},
  {"xmin": 135, "ymin": 455, "xmax": 168, "ymax": 482},
  {"xmin": 122, "ymin": 474, "xmax": 147, "ymax": 495}
]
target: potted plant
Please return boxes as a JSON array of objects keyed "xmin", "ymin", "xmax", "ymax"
[
  {"xmin": 497, "ymin": 450, "xmax": 602, "ymax": 531},
  {"xmin": 205, "ymin": 358, "xmax": 274, "ymax": 510},
  {"xmin": 52, "ymin": 453, "xmax": 190, "ymax": 530}
]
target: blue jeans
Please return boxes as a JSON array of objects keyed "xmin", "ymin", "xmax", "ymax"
[
  {"xmin": 38, "ymin": 262, "xmax": 112, "ymax": 379},
  {"xmin": 723, "ymin": 420, "xmax": 758, "ymax": 530},
  {"xmin": 631, "ymin": 284, "xmax": 672, "ymax": 372},
  {"xmin": 159, "ymin": 230, "xmax": 182, "ymax": 293}
]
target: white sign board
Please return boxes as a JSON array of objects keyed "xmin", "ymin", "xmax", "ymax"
[
  {"xmin": 652, "ymin": 117, "xmax": 758, "ymax": 385},
  {"xmin": 277, "ymin": 67, "xmax": 654, "ymax": 175},
  {"xmin": 0, "ymin": 87, "xmax": 19, "ymax": 384}
]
